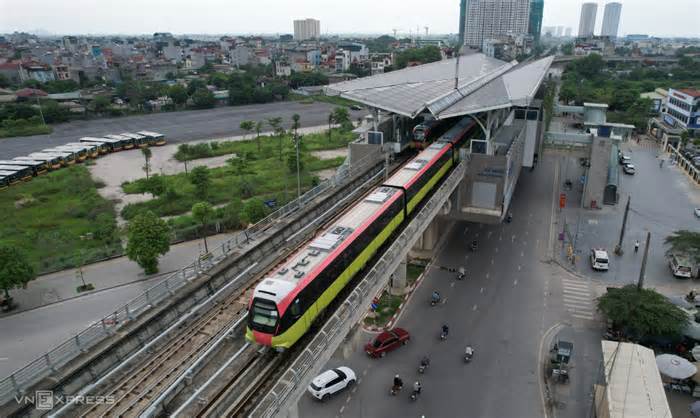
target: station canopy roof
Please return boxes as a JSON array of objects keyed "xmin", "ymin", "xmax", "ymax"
[{"xmin": 325, "ymin": 53, "xmax": 554, "ymax": 120}]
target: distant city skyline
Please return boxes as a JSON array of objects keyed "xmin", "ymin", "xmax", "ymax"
[{"xmin": 0, "ymin": 0, "xmax": 698, "ymax": 38}]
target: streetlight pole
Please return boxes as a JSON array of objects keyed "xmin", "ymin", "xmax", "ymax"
[
  {"xmin": 295, "ymin": 134, "xmax": 301, "ymax": 200},
  {"xmin": 614, "ymin": 196, "xmax": 630, "ymax": 256},
  {"xmin": 637, "ymin": 231, "xmax": 651, "ymax": 290}
]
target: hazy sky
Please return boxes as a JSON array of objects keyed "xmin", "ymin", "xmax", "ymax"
[{"xmin": 0, "ymin": 0, "xmax": 697, "ymax": 38}]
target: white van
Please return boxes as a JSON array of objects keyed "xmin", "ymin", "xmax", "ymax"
[{"xmin": 669, "ymin": 254, "xmax": 693, "ymax": 279}]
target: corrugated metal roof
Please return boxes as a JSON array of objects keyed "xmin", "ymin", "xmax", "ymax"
[
  {"xmin": 601, "ymin": 341, "xmax": 671, "ymax": 418},
  {"xmin": 325, "ymin": 54, "xmax": 554, "ymax": 119}
]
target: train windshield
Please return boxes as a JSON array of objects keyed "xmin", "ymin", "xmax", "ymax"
[
  {"xmin": 413, "ymin": 125, "xmax": 427, "ymax": 141},
  {"xmin": 251, "ymin": 299, "xmax": 278, "ymax": 329}
]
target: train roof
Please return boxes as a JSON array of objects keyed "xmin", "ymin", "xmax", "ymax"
[
  {"xmin": 0, "ymin": 165, "xmax": 26, "ymax": 172},
  {"xmin": 384, "ymin": 142, "xmax": 449, "ymax": 188},
  {"xmin": 104, "ymin": 134, "xmax": 131, "ymax": 140},
  {"xmin": 41, "ymin": 149, "xmax": 75, "ymax": 156},
  {"xmin": 64, "ymin": 142, "xmax": 98, "ymax": 149},
  {"xmin": 79, "ymin": 136, "xmax": 114, "ymax": 144},
  {"xmin": 30, "ymin": 152, "xmax": 71, "ymax": 158},
  {"xmin": 253, "ymin": 142, "xmax": 449, "ymax": 304},
  {"xmin": 0, "ymin": 170, "xmax": 19, "ymax": 175},
  {"xmin": 12, "ymin": 157, "xmax": 48, "ymax": 164}
]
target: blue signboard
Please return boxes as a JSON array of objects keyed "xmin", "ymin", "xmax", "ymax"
[
  {"xmin": 663, "ymin": 114, "xmax": 676, "ymax": 127},
  {"xmin": 264, "ymin": 199, "xmax": 277, "ymax": 208}
]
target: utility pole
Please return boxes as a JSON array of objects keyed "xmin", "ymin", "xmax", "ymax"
[
  {"xmin": 637, "ymin": 231, "xmax": 651, "ymax": 290},
  {"xmin": 614, "ymin": 196, "xmax": 630, "ymax": 256},
  {"xmin": 294, "ymin": 134, "xmax": 301, "ymax": 200}
]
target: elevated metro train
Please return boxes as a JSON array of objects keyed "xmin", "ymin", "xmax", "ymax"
[{"xmin": 246, "ymin": 116, "xmax": 477, "ymax": 349}]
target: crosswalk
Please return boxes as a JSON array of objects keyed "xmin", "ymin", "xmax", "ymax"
[{"xmin": 561, "ymin": 277, "xmax": 595, "ymax": 320}]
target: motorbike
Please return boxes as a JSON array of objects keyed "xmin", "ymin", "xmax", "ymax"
[
  {"xmin": 457, "ymin": 267, "xmax": 465, "ymax": 280},
  {"xmin": 430, "ymin": 294, "xmax": 440, "ymax": 306},
  {"xmin": 464, "ymin": 349, "xmax": 474, "ymax": 363},
  {"xmin": 470, "ymin": 241, "xmax": 478, "ymax": 252},
  {"xmin": 506, "ymin": 213, "xmax": 513, "ymax": 223},
  {"xmin": 418, "ymin": 361, "xmax": 429, "ymax": 374},
  {"xmin": 390, "ymin": 384, "xmax": 402, "ymax": 396},
  {"xmin": 410, "ymin": 389, "xmax": 420, "ymax": 401},
  {"xmin": 440, "ymin": 330, "xmax": 448, "ymax": 341}
]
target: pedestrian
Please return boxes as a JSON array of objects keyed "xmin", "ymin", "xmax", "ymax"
[{"xmin": 634, "ymin": 240, "xmax": 640, "ymax": 253}]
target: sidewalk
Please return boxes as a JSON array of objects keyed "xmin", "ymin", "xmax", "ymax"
[
  {"xmin": 2, "ymin": 233, "xmax": 235, "ymax": 317},
  {"xmin": 552, "ymin": 138, "xmax": 700, "ymax": 291}
]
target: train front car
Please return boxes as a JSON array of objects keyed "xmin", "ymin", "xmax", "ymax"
[{"xmin": 246, "ymin": 187, "xmax": 404, "ymax": 350}]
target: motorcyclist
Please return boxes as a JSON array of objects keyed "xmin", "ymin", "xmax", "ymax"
[
  {"xmin": 421, "ymin": 355, "xmax": 430, "ymax": 367},
  {"xmin": 465, "ymin": 345, "xmax": 474, "ymax": 357},
  {"xmin": 413, "ymin": 381, "xmax": 422, "ymax": 394},
  {"xmin": 393, "ymin": 374, "xmax": 403, "ymax": 389},
  {"xmin": 431, "ymin": 291, "xmax": 441, "ymax": 304},
  {"xmin": 442, "ymin": 324, "xmax": 449, "ymax": 337},
  {"xmin": 471, "ymin": 240, "xmax": 478, "ymax": 250}
]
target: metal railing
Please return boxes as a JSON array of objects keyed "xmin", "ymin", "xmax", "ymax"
[
  {"xmin": 252, "ymin": 158, "xmax": 468, "ymax": 418},
  {"xmin": 0, "ymin": 151, "xmax": 381, "ymax": 406}
]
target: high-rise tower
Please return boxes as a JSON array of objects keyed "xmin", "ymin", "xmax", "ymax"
[
  {"xmin": 529, "ymin": 0, "xmax": 544, "ymax": 43},
  {"xmin": 601, "ymin": 2, "xmax": 622, "ymax": 38},
  {"xmin": 462, "ymin": 0, "xmax": 531, "ymax": 48},
  {"xmin": 578, "ymin": 2, "xmax": 597, "ymax": 37}
]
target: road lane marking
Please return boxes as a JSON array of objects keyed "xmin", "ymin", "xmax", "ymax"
[
  {"xmin": 450, "ymin": 282, "xmax": 455, "ymax": 288},
  {"xmin": 351, "ymin": 387, "xmax": 357, "ymax": 394},
  {"xmin": 486, "ymin": 272, "xmax": 490, "ymax": 279},
  {"xmin": 512, "ymin": 235, "xmax": 516, "ymax": 242},
  {"xmin": 563, "ymin": 295, "xmax": 592, "ymax": 303},
  {"xmin": 491, "ymin": 258, "xmax": 494, "ymax": 265},
  {"xmin": 488, "ymin": 231, "xmax": 493, "ymax": 239},
  {"xmin": 521, "ymin": 251, "xmax": 524, "ymax": 257},
  {"xmin": 572, "ymin": 313, "xmax": 595, "ymax": 320},
  {"xmin": 442, "ymin": 298, "xmax": 448, "ymax": 304},
  {"xmin": 513, "ymin": 279, "xmax": 518, "ymax": 286},
  {"xmin": 518, "ymin": 265, "xmax": 522, "ymax": 271},
  {"xmin": 480, "ymin": 287, "xmax": 484, "ymax": 294},
  {"xmin": 346, "ymin": 396, "xmax": 352, "ymax": 404},
  {"xmin": 472, "ymin": 304, "xmax": 478, "ymax": 311},
  {"xmin": 495, "ymin": 247, "xmax": 499, "ymax": 253}
]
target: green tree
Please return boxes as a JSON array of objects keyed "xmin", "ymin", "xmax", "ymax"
[
  {"xmin": 665, "ymin": 230, "xmax": 700, "ymax": 263},
  {"xmin": 219, "ymin": 199, "xmax": 242, "ymax": 230},
  {"xmin": 168, "ymin": 84, "xmax": 188, "ymax": 108},
  {"xmin": 187, "ymin": 78, "xmax": 207, "ymax": 95},
  {"xmin": 0, "ymin": 245, "xmax": 35, "ymax": 304},
  {"xmin": 126, "ymin": 211, "xmax": 171, "ymax": 275},
  {"xmin": 208, "ymin": 72, "xmax": 229, "ymax": 89},
  {"xmin": 267, "ymin": 117, "xmax": 285, "ymax": 161},
  {"xmin": 190, "ymin": 166, "xmax": 211, "ymax": 199},
  {"xmin": 328, "ymin": 112, "xmax": 335, "ymax": 142},
  {"xmin": 598, "ymin": 285, "xmax": 689, "ymax": 341},
  {"xmin": 165, "ymin": 71, "xmax": 177, "ymax": 80},
  {"xmin": 191, "ymin": 88, "xmax": 216, "ymax": 109},
  {"xmin": 394, "ymin": 46, "xmax": 442, "ymax": 69},
  {"xmin": 239, "ymin": 120, "xmax": 254, "ymax": 139},
  {"xmin": 141, "ymin": 146, "xmax": 152, "ymax": 179},
  {"xmin": 0, "ymin": 73, "xmax": 9, "ymax": 88},
  {"xmin": 40, "ymin": 100, "xmax": 70, "ymax": 123},
  {"xmin": 254, "ymin": 120, "xmax": 264, "ymax": 152},
  {"xmin": 92, "ymin": 95, "xmax": 111, "ymax": 113},
  {"xmin": 561, "ymin": 43, "xmax": 574, "ymax": 55},
  {"xmin": 681, "ymin": 130, "xmax": 690, "ymax": 147},
  {"xmin": 242, "ymin": 197, "xmax": 267, "ymax": 224},
  {"xmin": 291, "ymin": 113, "xmax": 300, "ymax": 137},
  {"xmin": 192, "ymin": 201, "xmax": 214, "ymax": 253},
  {"xmin": 332, "ymin": 107, "xmax": 351, "ymax": 131}
]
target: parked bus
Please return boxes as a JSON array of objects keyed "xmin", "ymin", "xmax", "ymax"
[
  {"xmin": 0, "ymin": 160, "xmax": 48, "ymax": 176},
  {"xmin": 42, "ymin": 149, "xmax": 77, "ymax": 165},
  {"xmin": 137, "ymin": 131, "xmax": 166, "ymax": 146},
  {"xmin": 52, "ymin": 145, "xmax": 89, "ymax": 162},
  {"xmin": 0, "ymin": 165, "xmax": 32, "ymax": 182},
  {"xmin": 120, "ymin": 132, "xmax": 148, "ymax": 148},
  {"xmin": 104, "ymin": 134, "xmax": 134, "ymax": 150},
  {"xmin": 0, "ymin": 172, "xmax": 11, "ymax": 189},
  {"xmin": 63, "ymin": 142, "xmax": 100, "ymax": 158},
  {"xmin": 79, "ymin": 137, "xmax": 112, "ymax": 154},
  {"xmin": 26, "ymin": 153, "xmax": 65, "ymax": 170},
  {"xmin": 0, "ymin": 169, "xmax": 25, "ymax": 186}
]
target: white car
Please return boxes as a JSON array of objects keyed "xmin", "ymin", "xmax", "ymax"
[
  {"xmin": 694, "ymin": 208, "xmax": 700, "ymax": 218},
  {"xmin": 590, "ymin": 248, "xmax": 609, "ymax": 271},
  {"xmin": 307, "ymin": 367, "xmax": 356, "ymax": 400},
  {"xmin": 623, "ymin": 164, "xmax": 635, "ymax": 175}
]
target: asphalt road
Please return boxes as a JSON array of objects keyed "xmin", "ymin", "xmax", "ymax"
[
  {"xmin": 298, "ymin": 154, "xmax": 602, "ymax": 418},
  {"xmin": 561, "ymin": 139, "xmax": 700, "ymax": 288},
  {"xmin": 0, "ymin": 101, "xmax": 363, "ymax": 159}
]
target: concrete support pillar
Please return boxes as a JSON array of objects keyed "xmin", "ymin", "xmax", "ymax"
[
  {"xmin": 389, "ymin": 258, "xmax": 407, "ymax": 296},
  {"xmin": 409, "ymin": 218, "xmax": 440, "ymax": 259}
]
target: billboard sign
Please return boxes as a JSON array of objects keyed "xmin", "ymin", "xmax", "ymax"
[{"xmin": 663, "ymin": 114, "xmax": 676, "ymax": 127}]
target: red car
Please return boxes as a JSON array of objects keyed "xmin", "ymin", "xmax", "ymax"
[{"xmin": 365, "ymin": 328, "xmax": 410, "ymax": 358}]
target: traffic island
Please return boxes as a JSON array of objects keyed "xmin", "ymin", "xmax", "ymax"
[{"xmin": 362, "ymin": 260, "xmax": 428, "ymax": 332}]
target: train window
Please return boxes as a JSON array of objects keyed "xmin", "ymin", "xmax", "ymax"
[{"xmin": 291, "ymin": 298, "xmax": 302, "ymax": 318}]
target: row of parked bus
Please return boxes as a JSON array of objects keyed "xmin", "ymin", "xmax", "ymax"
[{"xmin": 0, "ymin": 131, "xmax": 165, "ymax": 189}]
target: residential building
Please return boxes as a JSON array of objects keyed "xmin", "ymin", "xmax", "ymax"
[
  {"xmin": 19, "ymin": 63, "xmax": 55, "ymax": 83},
  {"xmin": 483, "ymin": 33, "xmax": 533, "ymax": 60},
  {"xmin": 53, "ymin": 64, "xmax": 71, "ymax": 81},
  {"xmin": 307, "ymin": 49, "xmax": 321, "ymax": 67},
  {"xmin": 601, "ymin": 2, "xmax": 622, "ymax": 38},
  {"xmin": 459, "ymin": 0, "xmax": 467, "ymax": 50},
  {"xmin": 0, "ymin": 62, "xmax": 21, "ymax": 84},
  {"xmin": 293, "ymin": 18, "xmax": 320, "ymax": 41},
  {"xmin": 578, "ymin": 2, "xmax": 597, "ymax": 37},
  {"xmin": 640, "ymin": 88, "xmax": 668, "ymax": 114},
  {"xmin": 274, "ymin": 61, "xmax": 292, "ymax": 77},
  {"xmin": 665, "ymin": 88, "xmax": 700, "ymax": 135},
  {"xmin": 528, "ymin": 0, "xmax": 544, "ymax": 43},
  {"xmin": 462, "ymin": 0, "xmax": 531, "ymax": 49},
  {"xmin": 335, "ymin": 49, "xmax": 351, "ymax": 72},
  {"xmin": 370, "ymin": 53, "xmax": 392, "ymax": 75},
  {"xmin": 230, "ymin": 45, "xmax": 251, "ymax": 68},
  {"xmin": 336, "ymin": 42, "xmax": 368, "ymax": 63}
]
